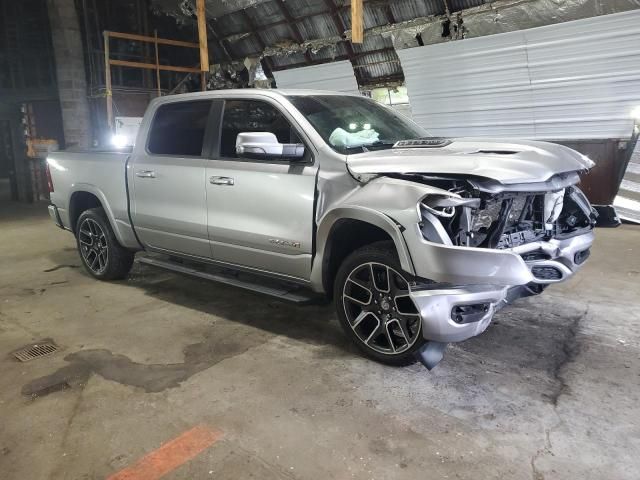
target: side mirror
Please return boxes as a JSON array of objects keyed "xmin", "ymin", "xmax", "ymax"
[{"xmin": 236, "ymin": 132, "xmax": 305, "ymax": 160}]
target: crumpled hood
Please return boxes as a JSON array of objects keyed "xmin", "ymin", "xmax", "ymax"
[{"xmin": 346, "ymin": 138, "xmax": 594, "ymax": 184}]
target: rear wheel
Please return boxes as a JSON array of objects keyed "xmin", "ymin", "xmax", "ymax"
[
  {"xmin": 76, "ymin": 208, "xmax": 134, "ymax": 280},
  {"xmin": 334, "ymin": 241, "xmax": 425, "ymax": 366}
]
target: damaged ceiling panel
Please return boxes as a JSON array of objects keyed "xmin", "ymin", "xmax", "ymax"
[
  {"xmin": 448, "ymin": 0, "xmax": 486, "ymax": 12},
  {"xmin": 151, "ymin": 0, "xmax": 640, "ymax": 88},
  {"xmin": 412, "ymin": 0, "xmax": 640, "ymax": 45},
  {"xmin": 151, "ymin": 0, "xmax": 427, "ymax": 86},
  {"xmin": 308, "ymin": 41, "xmax": 348, "ymax": 62},
  {"xmin": 272, "ymin": 52, "xmax": 309, "ymax": 68},
  {"xmin": 152, "ymin": 0, "xmax": 273, "ymax": 19},
  {"xmin": 355, "ymin": 49, "xmax": 403, "ymax": 86}
]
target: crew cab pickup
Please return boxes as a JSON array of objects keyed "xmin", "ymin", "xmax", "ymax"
[{"xmin": 47, "ymin": 89, "xmax": 599, "ymax": 368}]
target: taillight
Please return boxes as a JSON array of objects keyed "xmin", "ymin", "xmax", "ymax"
[{"xmin": 45, "ymin": 162, "xmax": 54, "ymax": 193}]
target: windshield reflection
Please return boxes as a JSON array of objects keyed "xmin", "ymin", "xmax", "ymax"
[{"xmin": 288, "ymin": 95, "xmax": 429, "ymax": 154}]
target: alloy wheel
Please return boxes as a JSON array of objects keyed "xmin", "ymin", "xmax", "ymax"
[
  {"xmin": 78, "ymin": 218, "xmax": 108, "ymax": 274},
  {"xmin": 342, "ymin": 262, "xmax": 422, "ymax": 355}
]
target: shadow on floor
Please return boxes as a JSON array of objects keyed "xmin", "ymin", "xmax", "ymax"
[{"xmin": 28, "ymin": 235, "xmax": 587, "ymax": 401}]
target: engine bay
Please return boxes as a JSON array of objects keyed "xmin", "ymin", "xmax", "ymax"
[{"xmin": 410, "ymin": 175, "xmax": 597, "ymax": 249}]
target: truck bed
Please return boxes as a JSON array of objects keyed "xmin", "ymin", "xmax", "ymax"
[{"xmin": 47, "ymin": 150, "xmax": 136, "ymax": 247}]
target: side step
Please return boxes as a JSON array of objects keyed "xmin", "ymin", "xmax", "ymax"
[{"xmin": 136, "ymin": 254, "xmax": 321, "ymax": 304}]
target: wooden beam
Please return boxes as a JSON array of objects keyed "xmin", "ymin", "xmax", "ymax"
[
  {"xmin": 105, "ymin": 30, "xmax": 199, "ymax": 48},
  {"xmin": 196, "ymin": 0, "xmax": 209, "ymax": 74},
  {"xmin": 154, "ymin": 30, "xmax": 161, "ymax": 96},
  {"xmin": 103, "ymin": 31, "xmax": 113, "ymax": 130},
  {"xmin": 351, "ymin": 0, "xmax": 364, "ymax": 44},
  {"xmin": 109, "ymin": 59, "xmax": 202, "ymax": 73}
]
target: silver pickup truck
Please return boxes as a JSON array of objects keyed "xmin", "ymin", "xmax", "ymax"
[{"xmin": 47, "ymin": 89, "xmax": 598, "ymax": 368}]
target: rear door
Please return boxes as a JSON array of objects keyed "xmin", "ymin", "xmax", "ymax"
[
  {"xmin": 205, "ymin": 98, "xmax": 318, "ymax": 280},
  {"xmin": 130, "ymin": 99, "xmax": 214, "ymax": 258}
]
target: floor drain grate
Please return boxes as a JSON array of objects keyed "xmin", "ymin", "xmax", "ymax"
[{"xmin": 13, "ymin": 342, "xmax": 58, "ymax": 362}]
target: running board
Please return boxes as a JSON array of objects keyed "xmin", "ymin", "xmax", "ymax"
[{"xmin": 136, "ymin": 255, "xmax": 320, "ymax": 304}]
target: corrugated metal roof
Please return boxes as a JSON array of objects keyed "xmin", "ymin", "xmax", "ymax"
[
  {"xmin": 286, "ymin": 0, "xmax": 330, "ymax": 17},
  {"xmin": 250, "ymin": 2, "xmax": 286, "ymax": 23},
  {"xmin": 390, "ymin": 0, "xmax": 445, "ymax": 21},
  {"xmin": 298, "ymin": 13, "xmax": 342, "ymax": 39},
  {"xmin": 355, "ymin": 49, "xmax": 403, "ymax": 84},
  {"xmin": 449, "ymin": 0, "xmax": 494, "ymax": 13},
  {"xmin": 152, "ymin": 0, "xmax": 486, "ymax": 86},
  {"xmin": 213, "ymin": 12, "xmax": 249, "ymax": 36},
  {"xmin": 272, "ymin": 52, "xmax": 309, "ymax": 67},
  {"xmin": 259, "ymin": 24, "xmax": 297, "ymax": 48}
]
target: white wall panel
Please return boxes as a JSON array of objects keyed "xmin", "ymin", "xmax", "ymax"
[
  {"xmin": 398, "ymin": 10, "xmax": 640, "ymax": 140},
  {"xmin": 273, "ymin": 60, "xmax": 359, "ymax": 94}
]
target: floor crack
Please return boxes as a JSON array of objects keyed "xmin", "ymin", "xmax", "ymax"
[
  {"xmin": 547, "ymin": 304, "xmax": 589, "ymax": 406},
  {"xmin": 533, "ymin": 303, "xmax": 589, "ymax": 479},
  {"xmin": 530, "ymin": 427, "xmax": 553, "ymax": 480}
]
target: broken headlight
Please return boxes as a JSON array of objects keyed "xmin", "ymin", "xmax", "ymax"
[
  {"xmin": 419, "ymin": 183, "xmax": 481, "ymax": 244},
  {"xmin": 421, "ymin": 194, "xmax": 479, "ymax": 218}
]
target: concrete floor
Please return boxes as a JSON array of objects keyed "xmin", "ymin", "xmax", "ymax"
[{"xmin": 0, "ymin": 201, "xmax": 639, "ymax": 480}]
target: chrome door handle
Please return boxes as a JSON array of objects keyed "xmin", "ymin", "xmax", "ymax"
[
  {"xmin": 136, "ymin": 170, "xmax": 156, "ymax": 178},
  {"xmin": 209, "ymin": 176, "xmax": 234, "ymax": 186}
]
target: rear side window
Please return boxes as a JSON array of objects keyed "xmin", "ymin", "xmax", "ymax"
[
  {"xmin": 147, "ymin": 101, "xmax": 211, "ymax": 156},
  {"xmin": 220, "ymin": 100, "xmax": 301, "ymax": 158}
]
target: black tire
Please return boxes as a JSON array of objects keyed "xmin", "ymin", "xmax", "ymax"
[
  {"xmin": 75, "ymin": 207, "xmax": 134, "ymax": 280},
  {"xmin": 334, "ymin": 241, "xmax": 425, "ymax": 366}
]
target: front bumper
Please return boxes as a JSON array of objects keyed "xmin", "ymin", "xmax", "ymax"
[
  {"xmin": 511, "ymin": 230, "xmax": 594, "ymax": 284},
  {"xmin": 410, "ymin": 285, "xmax": 508, "ymax": 343},
  {"xmin": 409, "ymin": 230, "xmax": 594, "ymax": 343}
]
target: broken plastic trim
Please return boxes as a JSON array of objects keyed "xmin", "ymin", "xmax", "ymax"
[
  {"xmin": 417, "ymin": 341, "xmax": 448, "ymax": 370},
  {"xmin": 592, "ymin": 205, "xmax": 621, "ymax": 228}
]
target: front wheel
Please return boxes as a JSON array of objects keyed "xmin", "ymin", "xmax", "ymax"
[
  {"xmin": 76, "ymin": 208, "xmax": 134, "ymax": 280},
  {"xmin": 334, "ymin": 241, "xmax": 425, "ymax": 366}
]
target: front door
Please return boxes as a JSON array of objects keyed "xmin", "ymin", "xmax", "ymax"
[
  {"xmin": 130, "ymin": 100, "xmax": 212, "ymax": 258},
  {"xmin": 205, "ymin": 98, "xmax": 318, "ymax": 280}
]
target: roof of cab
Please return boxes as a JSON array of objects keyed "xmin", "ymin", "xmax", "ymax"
[{"xmin": 149, "ymin": 88, "xmax": 360, "ymax": 106}]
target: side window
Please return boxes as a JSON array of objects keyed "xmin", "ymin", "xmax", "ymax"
[
  {"xmin": 220, "ymin": 100, "xmax": 301, "ymax": 158},
  {"xmin": 147, "ymin": 101, "xmax": 211, "ymax": 156}
]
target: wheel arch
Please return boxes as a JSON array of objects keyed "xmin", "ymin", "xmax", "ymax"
[
  {"xmin": 69, "ymin": 190, "xmax": 103, "ymax": 233},
  {"xmin": 310, "ymin": 207, "xmax": 415, "ymax": 296},
  {"xmin": 67, "ymin": 186, "xmax": 132, "ymax": 248}
]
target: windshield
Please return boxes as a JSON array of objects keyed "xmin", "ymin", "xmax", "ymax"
[{"xmin": 287, "ymin": 95, "xmax": 429, "ymax": 154}]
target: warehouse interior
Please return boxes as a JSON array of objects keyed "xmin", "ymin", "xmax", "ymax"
[{"xmin": 1, "ymin": 0, "xmax": 640, "ymax": 479}]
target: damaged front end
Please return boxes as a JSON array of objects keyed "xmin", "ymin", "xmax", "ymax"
[
  {"xmin": 418, "ymin": 173, "xmax": 596, "ymax": 258},
  {"xmin": 393, "ymin": 173, "xmax": 597, "ymax": 367},
  {"xmin": 335, "ymin": 134, "xmax": 601, "ymax": 368}
]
